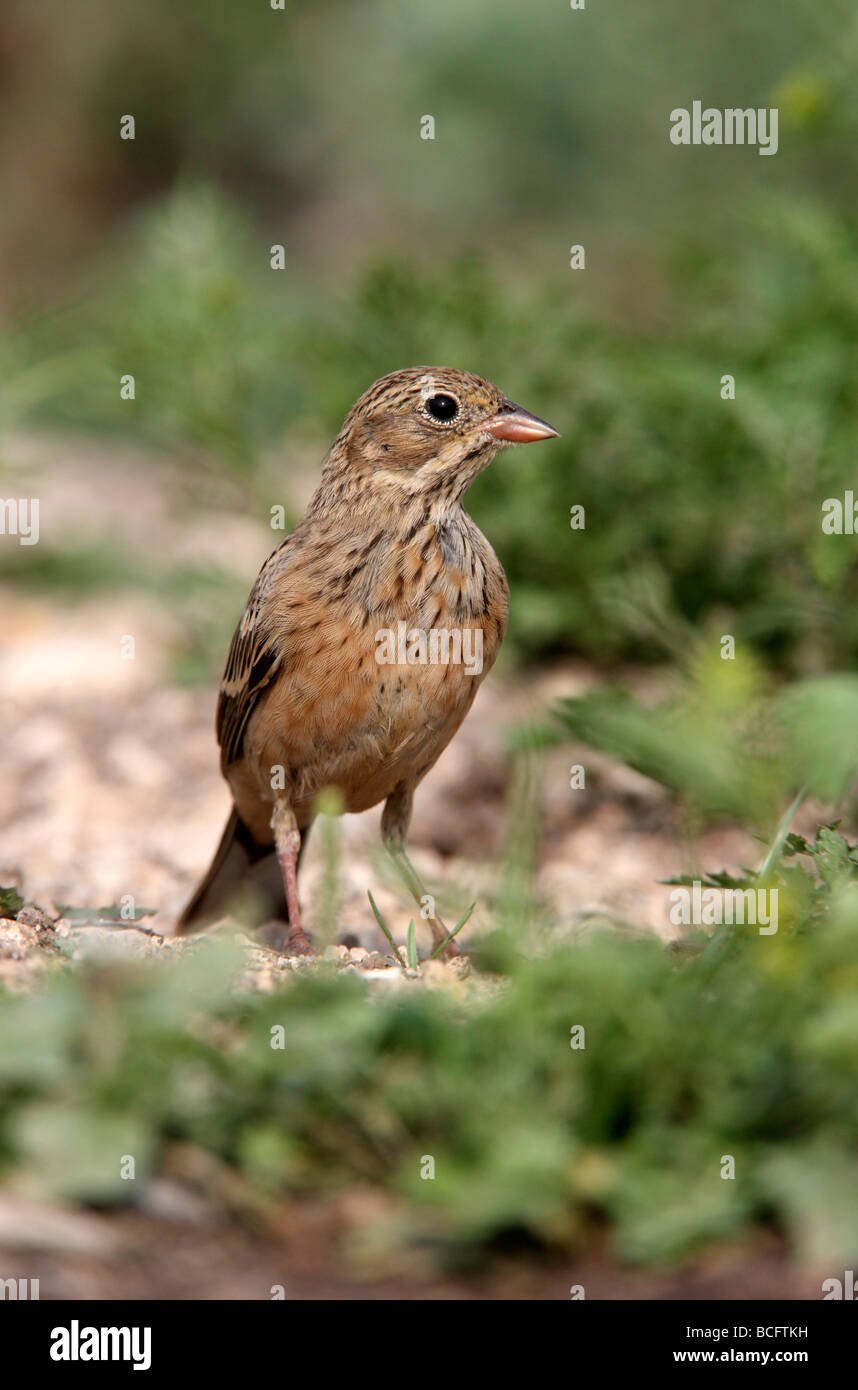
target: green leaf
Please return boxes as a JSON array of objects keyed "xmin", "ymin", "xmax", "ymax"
[
  {"xmin": 406, "ymin": 920, "xmax": 417, "ymax": 970},
  {"xmin": 430, "ymin": 903, "xmax": 476, "ymax": 960},
  {"xmin": 367, "ymin": 890, "xmax": 406, "ymax": 968},
  {"xmin": 55, "ymin": 903, "xmax": 156, "ymax": 924},
  {"xmin": 0, "ymin": 885, "xmax": 25, "ymax": 917}
]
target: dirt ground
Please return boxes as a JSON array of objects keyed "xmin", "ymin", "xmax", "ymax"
[{"xmin": 0, "ymin": 1197, "xmax": 820, "ymax": 1300}]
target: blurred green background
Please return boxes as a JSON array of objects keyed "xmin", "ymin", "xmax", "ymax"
[
  {"xmin": 3, "ymin": 0, "xmax": 858, "ymax": 671},
  {"xmin": 3, "ymin": 0, "xmax": 858, "ymax": 1289}
]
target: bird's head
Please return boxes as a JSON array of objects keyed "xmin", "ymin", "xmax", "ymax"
[{"xmin": 322, "ymin": 366, "xmax": 559, "ymax": 508}]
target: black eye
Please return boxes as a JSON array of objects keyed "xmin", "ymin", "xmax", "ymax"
[{"xmin": 425, "ymin": 393, "xmax": 459, "ymax": 422}]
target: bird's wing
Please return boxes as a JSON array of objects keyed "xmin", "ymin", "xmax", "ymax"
[{"xmin": 216, "ymin": 544, "xmax": 289, "ymax": 767}]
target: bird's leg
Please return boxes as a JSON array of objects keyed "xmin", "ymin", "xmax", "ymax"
[
  {"xmin": 270, "ymin": 799, "xmax": 314, "ymax": 955},
  {"xmin": 381, "ymin": 784, "xmax": 462, "ymax": 959}
]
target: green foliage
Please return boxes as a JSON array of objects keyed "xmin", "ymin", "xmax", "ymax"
[
  {"xmin": 54, "ymin": 904, "xmax": 156, "ymax": 926},
  {"xmin": 4, "ymin": 3, "xmax": 858, "ymax": 670},
  {"xmin": 7, "ymin": 184, "xmax": 858, "ymax": 671},
  {"xmin": 554, "ymin": 645, "xmax": 858, "ymax": 833},
  {"xmin": 405, "ymin": 920, "xmax": 418, "ymax": 972},
  {"xmin": 3, "ymin": 0, "xmax": 857, "ymax": 1277},
  {"xmin": 1, "ymin": 857, "xmax": 858, "ymax": 1267},
  {"xmin": 3, "ymin": 185, "xmax": 307, "ymax": 469},
  {"xmin": 11, "ymin": 0, "xmax": 857, "ymax": 281},
  {"xmin": 0, "ymin": 887, "xmax": 25, "ymax": 917},
  {"xmin": 314, "ymin": 788, "xmax": 345, "ymax": 949},
  {"xmin": 366, "ymin": 891, "xmax": 406, "ymax": 968},
  {"xmin": 665, "ymin": 823, "xmax": 858, "ymax": 938},
  {"xmin": 429, "ymin": 903, "xmax": 476, "ymax": 961},
  {"xmin": 3, "ymin": 664, "xmax": 858, "ymax": 1268}
]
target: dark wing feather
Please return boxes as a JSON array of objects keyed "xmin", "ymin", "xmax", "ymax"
[{"xmin": 216, "ymin": 545, "xmax": 289, "ymax": 766}]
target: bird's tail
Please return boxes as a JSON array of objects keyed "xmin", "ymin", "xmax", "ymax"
[{"xmin": 176, "ymin": 808, "xmax": 290, "ymax": 935}]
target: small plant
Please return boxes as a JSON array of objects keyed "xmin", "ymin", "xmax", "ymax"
[
  {"xmin": 405, "ymin": 919, "xmax": 418, "ymax": 971},
  {"xmin": 429, "ymin": 903, "xmax": 476, "ymax": 961},
  {"xmin": 0, "ymin": 887, "xmax": 24, "ymax": 917},
  {"xmin": 366, "ymin": 890, "xmax": 406, "ymax": 968},
  {"xmin": 314, "ymin": 787, "xmax": 345, "ymax": 948}
]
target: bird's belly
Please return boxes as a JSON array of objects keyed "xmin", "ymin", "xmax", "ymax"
[
  {"xmin": 236, "ymin": 616, "xmax": 492, "ymax": 835},
  {"xmin": 333, "ymin": 658, "xmax": 480, "ymax": 813}
]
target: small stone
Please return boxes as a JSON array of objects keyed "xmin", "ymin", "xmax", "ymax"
[
  {"xmin": 361, "ymin": 967, "xmax": 408, "ymax": 988},
  {"xmin": 447, "ymin": 955, "xmax": 471, "ymax": 980},
  {"xmin": 360, "ymin": 951, "xmax": 394, "ymax": 969},
  {"xmin": 138, "ymin": 1178, "xmax": 217, "ymax": 1225},
  {"xmin": 17, "ymin": 905, "xmax": 54, "ymax": 932},
  {"xmin": 66, "ymin": 926, "xmax": 164, "ymax": 962}
]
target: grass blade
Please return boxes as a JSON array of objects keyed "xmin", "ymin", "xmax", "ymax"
[
  {"xmin": 367, "ymin": 890, "xmax": 406, "ymax": 968},
  {"xmin": 406, "ymin": 919, "xmax": 417, "ymax": 970},
  {"xmin": 756, "ymin": 785, "xmax": 806, "ymax": 882},
  {"xmin": 430, "ymin": 902, "xmax": 476, "ymax": 960}
]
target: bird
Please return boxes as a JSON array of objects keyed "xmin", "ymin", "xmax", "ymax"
[{"xmin": 176, "ymin": 367, "xmax": 559, "ymax": 956}]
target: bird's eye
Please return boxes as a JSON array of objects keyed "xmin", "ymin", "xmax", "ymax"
[{"xmin": 425, "ymin": 393, "xmax": 459, "ymax": 422}]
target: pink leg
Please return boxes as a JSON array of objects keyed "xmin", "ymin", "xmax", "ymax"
[{"xmin": 271, "ymin": 802, "xmax": 314, "ymax": 955}]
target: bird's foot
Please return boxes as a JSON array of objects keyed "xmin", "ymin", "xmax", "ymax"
[
  {"xmin": 430, "ymin": 917, "xmax": 465, "ymax": 962},
  {"xmin": 281, "ymin": 925, "xmax": 315, "ymax": 957},
  {"xmin": 259, "ymin": 920, "xmax": 315, "ymax": 957}
]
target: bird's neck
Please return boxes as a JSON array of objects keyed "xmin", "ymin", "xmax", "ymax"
[{"xmin": 308, "ymin": 464, "xmax": 470, "ymax": 537}]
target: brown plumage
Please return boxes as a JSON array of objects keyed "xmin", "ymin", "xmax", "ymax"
[{"xmin": 177, "ymin": 367, "xmax": 558, "ymax": 954}]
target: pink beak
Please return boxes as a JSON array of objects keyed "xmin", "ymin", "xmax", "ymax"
[{"xmin": 482, "ymin": 400, "xmax": 560, "ymax": 444}]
